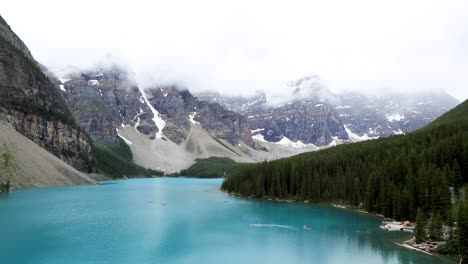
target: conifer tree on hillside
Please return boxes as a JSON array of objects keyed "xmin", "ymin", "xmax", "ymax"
[
  {"xmin": 415, "ymin": 208, "xmax": 426, "ymax": 244},
  {"xmin": 458, "ymin": 189, "xmax": 468, "ymax": 261},
  {"xmin": 454, "ymin": 160, "xmax": 463, "ymax": 201},
  {"xmin": 427, "ymin": 212, "xmax": 443, "ymax": 240}
]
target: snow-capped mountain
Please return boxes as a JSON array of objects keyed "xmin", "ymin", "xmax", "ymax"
[
  {"xmin": 58, "ymin": 67, "xmax": 316, "ymax": 173},
  {"xmin": 215, "ymin": 75, "xmax": 460, "ymax": 147},
  {"xmin": 335, "ymin": 90, "xmax": 459, "ymax": 138},
  {"xmin": 56, "ymin": 69, "xmax": 459, "ymax": 172},
  {"xmin": 286, "ymin": 75, "xmax": 339, "ymax": 105}
]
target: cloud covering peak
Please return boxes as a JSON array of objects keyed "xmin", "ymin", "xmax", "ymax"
[{"xmin": 2, "ymin": 0, "xmax": 468, "ymax": 99}]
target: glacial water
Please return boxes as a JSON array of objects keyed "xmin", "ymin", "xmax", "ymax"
[{"xmin": 0, "ymin": 178, "xmax": 454, "ymax": 264}]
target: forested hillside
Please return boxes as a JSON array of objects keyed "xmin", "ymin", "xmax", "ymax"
[
  {"xmin": 173, "ymin": 157, "xmax": 248, "ymax": 178},
  {"xmin": 222, "ymin": 99, "xmax": 468, "ymax": 222},
  {"xmin": 92, "ymin": 138, "xmax": 163, "ymax": 178}
]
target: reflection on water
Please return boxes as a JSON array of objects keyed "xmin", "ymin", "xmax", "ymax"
[{"xmin": 0, "ymin": 178, "xmax": 454, "ymax": 264}]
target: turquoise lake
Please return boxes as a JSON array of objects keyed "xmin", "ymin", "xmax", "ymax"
[{"xmin": 0, "ymin": 178, "xmax": 454, "ymax": 264}]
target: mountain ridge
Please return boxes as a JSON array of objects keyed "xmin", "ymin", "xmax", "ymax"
[{"xmin": 199, "ymin": 76, "xmax": 459, "ymax": 146}]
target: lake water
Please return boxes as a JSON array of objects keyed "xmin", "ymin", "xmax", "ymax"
[{"xmin": 0, "ymin": 178, "xmax": 454, "ymax": 264}]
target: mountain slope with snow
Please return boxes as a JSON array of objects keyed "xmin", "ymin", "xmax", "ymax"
[
  {"xmin": 219, "ymin": 75, "xmax": 459, "ymax": 147},
  {"xmin": 59, "ymin": 69, "xmax": 459, "ymax": 173}
]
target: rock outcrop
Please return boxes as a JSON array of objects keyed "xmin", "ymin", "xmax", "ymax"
[
  {"xmin": 248, "ymin": 101, "xmax": 348, "ymax": 146},
  {"xmin": 62, "ymin": 68, "xmax": 256, "ymax": 152},
  {"xmin": 146, "ymin": 86, "xmax": 256, "ymax": 148},
  {"xmin": 0, "ymin": 121, "xmax": 97, "ymax": 188},
  {"xmin": 0, "ymin": 15, "xmax": 93, "ymax": 170},
  {"xmin": 224, "ymin": 83, "xmax": 349, "ymax": 146},
  {"xmin": 63, "ymin": 68, "xmax": 158, "ymax": 147},
  {"xmin": 0, "ymin": 15, "xmax": 34, "ymax": 62}
]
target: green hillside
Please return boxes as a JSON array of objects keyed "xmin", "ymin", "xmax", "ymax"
[
  {"xmin": 92, "ymin": 138, "xmax": 163, "ymax": 178},
  {"xmin": 174, "ymin": 157, "xmax": 248, "ymax": 178}
]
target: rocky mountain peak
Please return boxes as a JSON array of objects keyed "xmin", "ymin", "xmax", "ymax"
[
  {"xmin": 62, "ymin": 66, "xmax": 158, "ymax": 146},
  {"xmin": 211, "ymin": 75, "xmax": 460, "ymax": 147},
  {"xmin": 194, "ymin": 91, "xmax": 226, "ymax": 106},
  {"xmin": 286, "ymin": 75, "xmax": 338, "ymax": 104},
  {"xmin": 146, "ymin": 86, "xmax": 256, "ymax": 148},
  {"xmin": 287, "ymin": 74, "xmax": 321, "ymax": 91}
]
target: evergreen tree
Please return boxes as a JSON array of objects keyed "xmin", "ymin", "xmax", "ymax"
[
  {"xmin": 462, "ymin": 148, "xmax": 468, "ymax": 181},
  {"xmin": 406, "ymin": 169, "xmax": 418, "ymax": 219},
  {"xmin": 458, "ymin": 202, "xmax": 468, "ymax": 261},
  {"xmin": 428, "ymin": 212, "xmax": 443, "ymax": 240},
  {"xmin": 447, "ymin": 209, "xmax": 455, "ymax": 240},
  {"xmin": 415, "ymin": 208, "xmax": 426, "ymax": 244},
  {"xmin": 364, "ymin": 175, "xmax": 375, "ymax": 212},
  {"xmin": 443, "ymin": 164, "xmax": 453, "ymax": 186},
  {"xmin": 439, "ymin": 171, "xmax": 452, "ymax": 219},
  {"xmin": 454, "ymin": 160, "xmax": 463, "ymax": 201},
  {"xmin": 352, "ymin": 177, "xmax": 360, "ymax": 207}
]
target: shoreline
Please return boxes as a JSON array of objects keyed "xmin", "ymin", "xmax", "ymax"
[
  {"xmin": 395, "ymin": 238, "xmax": 433, "ymax": 256},
  {"xmin": 221, "ymin": 189, "xmax": 457, "ymax": 263},
  {"xmin": 222, "ymin": 189, "xmax": 384, "ymax": 217}
]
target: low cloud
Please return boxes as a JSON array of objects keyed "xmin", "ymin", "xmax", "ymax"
[{"xmin": 3, "ymin": 0, "xmax": 468, "ymax": 100}]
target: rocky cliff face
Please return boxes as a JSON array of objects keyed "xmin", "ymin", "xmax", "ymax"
[
  {"xmin": 63, "ymin": 68, "xmax": 157, "ymax": 146},
  {"xmin": 146, "ymin": 87, "xmax": 256, "ymax": 147},
  {"xmin": 194, "ymin": 91, "xmax": 226, "ymax": 107},
  {"xmin": 226, "ymin": 95, "xmax": 348, "ymax": 146},
  {"xmin": 0, "ymin": 16, "xmax": 34, "ymax": 62},
  {"xmin": 337, "ymin": 91, "xmax": 460, "ymax": 137},
  {"xmin": 0, "ymin": 16, "xmax": 93, "ymax": 170},
  {"xmin": 255, "ymin": 101, "xmax": 348, "ymax": 145},
  {"xmin": 62, "ymin": 69, "xmax": 255, "ymax": 150},
  {"xmin": 223, "ymin": 77, "xmax": 349, "ymax": 146},
  {"xmin": 219, "ymin": 75, "xmax": 459, "ymax": 147}
]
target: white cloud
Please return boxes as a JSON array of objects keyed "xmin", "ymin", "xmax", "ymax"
[{"xmin": 2, "ymin": 0, "xmax": 468, "ymax": 100}]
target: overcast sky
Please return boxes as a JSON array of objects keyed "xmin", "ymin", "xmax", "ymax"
[{"xmin": 2, "ymin": 0, "xmax": 468, "ymax": 100}]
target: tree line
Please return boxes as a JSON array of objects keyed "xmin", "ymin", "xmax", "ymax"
[{"xmin": 222, "ymin": 100, "xmax": 468, "ymax": 258}]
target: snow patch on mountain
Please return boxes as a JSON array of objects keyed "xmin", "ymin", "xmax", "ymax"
[
  {"xmin": 252, "ymin": 134, "xmax": 267, "ymax": 142},
  {"xmin": 345, "ymin": 125, "xmax": 378, "ymax": 142},
  {"xmin": 160, "ymin": 88, "xmax": 168, "ymax": 97},
  {"xmin": 138, "ymin": 87, "xmax": 166, "ymax": 139},
  {"xmin": 88, "ymin": 80, "xmax": 99, "ymax": 86},
  {"xmin": 386, "ymin": 113, "xmax": 405, "ymax": 122},
  {"xmin": 335, "ymin": 105, "xmax": 351, "ymax": 109},
  {"xmin": 189, "ymin": 112, "xmax": 200, "ymax": 125},
  {"xmin": 251, "ymin": 128, "xmax": 265, "ymax": 133},
  {"xmin": 58, "ymin": 77, "xmax": 71, "ymax": 91},
  {"xmin": 275, "ymin": 137, "xmax": 318, "ymax": 149},
  {"xmin": 327, "ymin": 136, "xmax": 343, "ymax": 147}
]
